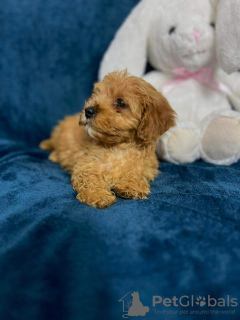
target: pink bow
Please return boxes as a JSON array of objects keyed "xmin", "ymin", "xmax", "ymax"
[{"xmin": 162, "ymin": 67, "xmax": 231, "ymax": 95}]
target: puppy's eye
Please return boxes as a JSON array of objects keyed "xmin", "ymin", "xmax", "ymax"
[
  {"xmin": 115, "ymin": 98, "xmax": 127, "ymax": 108},
  {"xmin": 169, "ymin": 26, "xmax": 176, "ymax": 35},
  {"xmin": 210, "ymin": 22, "xmax": 215, "ymax": 28}
]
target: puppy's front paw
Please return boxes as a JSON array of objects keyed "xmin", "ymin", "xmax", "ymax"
[
  {"xmin": 76, "ymin": 189, "xmax": 116, "ymax": 209},
  {"xmin": 114, "ymin": 182, "xmax": 150, "ymax": 200},
  {"xmin": 115, "ymin": 190, "xmax": 148, "ymax": 200}
]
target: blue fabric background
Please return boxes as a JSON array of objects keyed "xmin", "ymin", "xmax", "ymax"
[{"xmin": 0, "ymin": 1, "xmax": 240, "ymax": 319}]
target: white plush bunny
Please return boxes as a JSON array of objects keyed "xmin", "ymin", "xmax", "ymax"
[{"xmin": 99, "ymin": 0, "xmax": 240, "ymax": 165}]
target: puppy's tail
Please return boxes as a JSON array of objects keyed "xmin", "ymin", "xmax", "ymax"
[{"xmin": 39, "ymin": 139, "xmax": 54, "ymax": 151}]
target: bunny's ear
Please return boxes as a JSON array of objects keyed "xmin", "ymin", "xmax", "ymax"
[
  {"xmin": 215, "ymin": 0, "xmax": 240, "ymax": 73},
  {"xmin": 99, "ymin": 0, "xmax": 159, "ymax": 80}
]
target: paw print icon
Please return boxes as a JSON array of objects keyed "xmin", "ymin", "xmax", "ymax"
[{"xmin": 196, "ymin": 296, "xmax": 206, "ymax": 307}]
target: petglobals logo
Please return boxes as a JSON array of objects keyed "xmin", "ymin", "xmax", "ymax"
[
  {"xmin": 119, "ymin": 292, "xmax": 238, "ymax": 318},
  {"xmin": 152, "ymin": 295, "xmax": 238, "ymax": 308}
]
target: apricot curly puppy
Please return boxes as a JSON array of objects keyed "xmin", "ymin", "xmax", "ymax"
[{"xmin": 40, "ymin": 71, "xmax": 176, "ymax": 209}]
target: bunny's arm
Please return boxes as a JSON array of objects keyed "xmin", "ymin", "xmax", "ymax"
[
  {"xmin": 143, "ymin": 71, "xmax": 172, "ymax": 92},
  {"xmin": 217, "ymin": 69, "xmax": 240, "ymax": 111}
]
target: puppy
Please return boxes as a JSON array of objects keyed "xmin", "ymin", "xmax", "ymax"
[{"xmin": 40, "ymin": 71, "xmax": 176, "ymax": 209}]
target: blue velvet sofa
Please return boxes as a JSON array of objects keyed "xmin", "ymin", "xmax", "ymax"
[{"xmin": 1, "ymin": 0, "xmax": 240, "ymax": 319}]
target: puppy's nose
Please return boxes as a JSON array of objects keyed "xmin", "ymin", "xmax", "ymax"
[{"xmin": 85, "ymin": 106, "xmax": 96, "ymax": 119}]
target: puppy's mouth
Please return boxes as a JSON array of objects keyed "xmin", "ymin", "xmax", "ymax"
[
  {"xmin": 84, "ymin": 123, "xmax": 96, "ymax": 138},
  {"xmin": 79, "ymin": 112, "xmax": 98, "ymax": 136},
  {"xmin": 79, "ymin": 112, "xmax": 132, "ymax": 143},
  {"xmin": 79, "ymin": 112, "xmax": 90, "ymax": 126},
  {"xmin": 85, "ymin": 122, "xmax": 95, "ymax": 131},
  {"xmin": 84, "ymin": 122, "xmax": 130, "ymax": 144},
  {"xmin": 84, "ymin": 123, "xmax": 105, "ymax": 136}
]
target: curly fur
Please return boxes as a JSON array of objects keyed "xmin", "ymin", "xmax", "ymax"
[{"xmin": 40, "ymin": 71, "xmax": 176, "ymax": 209}]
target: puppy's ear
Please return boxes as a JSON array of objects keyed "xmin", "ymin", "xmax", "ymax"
[{"xmin": 137, "ymin": 85, "xmax": 176, "ymax": 143}]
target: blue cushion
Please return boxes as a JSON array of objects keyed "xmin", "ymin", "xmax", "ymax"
[{"xmin": 1, "ymin": 1, "xmax": 240, "ymax": 319}]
